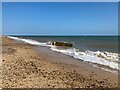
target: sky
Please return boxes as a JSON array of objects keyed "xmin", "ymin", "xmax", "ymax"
[
  {"xmin": 0, "ymin": 2, "xmax": 2, "ymax": 35},
  {"xmin": 2, "ymin": 2, "xmax": 118, "ymax": 36}
]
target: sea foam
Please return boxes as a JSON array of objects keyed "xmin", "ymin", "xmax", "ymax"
[
  {"xmin": 7, "ymin": 36, "xmax": 51, "ymax": 47},
  {"xmin": 7, "ymin": 36, "xmax": 119, "ymax": 70},
  {"xmin": 51, "ymin": 47, "xmax": 119, "ymax": 69}
]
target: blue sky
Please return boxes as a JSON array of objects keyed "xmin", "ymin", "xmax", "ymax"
[
  {"xmin": 2, "ymin": 2, "xmax": 118, "ymax": 35},
  {"xmin": 0, "ymin": 2, "xmax": 2, "ymax": 35}
]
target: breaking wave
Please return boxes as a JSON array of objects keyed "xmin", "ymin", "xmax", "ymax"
[{"xmin": 7, "ymin": 36, "xmax": 119, "ymax": 70}]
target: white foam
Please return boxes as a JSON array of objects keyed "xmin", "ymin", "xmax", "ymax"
[
  {"xmin": 101, "ymin": 68, "xmax": 118, "ymax": 73},
  {"xmin": 7, "ymin": 36, "xmax": 51, "ymax": 47},
  {"xmin": 88, "ymin": 50, "xmax": 119, "ymax": 62},
  {"xmin": 8, "ymin": 36, "xmax": 119, "ymax": 70},
  {"xmin": 50, "ymin": 47, "xmax": 119, "ymax": 70},
  {"xmin": 92, "ymin": 65, "xmax": 118, "ymax": 73}
]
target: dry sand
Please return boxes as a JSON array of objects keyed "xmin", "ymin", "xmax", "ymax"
[{"xmin": 1, "ymin": 36, "xmax": 119, "ymax": 88}]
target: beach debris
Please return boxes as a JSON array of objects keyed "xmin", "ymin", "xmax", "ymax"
[{"xmin": 47, "ymin": 41, "xmax": 73, "ymax": 47}]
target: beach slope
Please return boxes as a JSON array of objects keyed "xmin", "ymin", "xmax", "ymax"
[{"xmin": 2, "ymin": 36, "xmax": 118, "ymax": 88}]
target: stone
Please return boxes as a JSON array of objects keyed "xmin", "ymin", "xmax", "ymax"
[{"xmin": 49, "ymin": 41, "xmax": 73, "ymax": 47}]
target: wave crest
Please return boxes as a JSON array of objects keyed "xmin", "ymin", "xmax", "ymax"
[{"xmin": 7, "ymin": 36, "xmax": 119, "ymax": 70}]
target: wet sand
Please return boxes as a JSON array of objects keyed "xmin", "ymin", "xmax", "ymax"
[{"xmin": 1, "ymin": 36, "xmax": 119, "ymax": 88}]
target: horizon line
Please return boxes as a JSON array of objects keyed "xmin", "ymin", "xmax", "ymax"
[
  {"xmin": 2, "ymin": 34, "xmax": 119, "ymax": 36},
  {"xmin": 2, "ymin": 0, "xmax": 120, "ymax": 2}
]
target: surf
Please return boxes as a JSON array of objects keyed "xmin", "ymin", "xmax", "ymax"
[{"xmin": 7, "ymin": 36, "xmax": 119, "ymax": 70}]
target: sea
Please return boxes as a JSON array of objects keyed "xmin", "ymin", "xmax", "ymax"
[{"xmin": 7, "ymin": 36, "xmax": 119, "ymax": 71}]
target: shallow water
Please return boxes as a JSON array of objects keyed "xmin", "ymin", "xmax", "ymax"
[
  {"xmin": 8, "ymin": 36, "xmax": 119, "ymax": 70},
  {"xmin": 17, "ymin": 36, "xmax": 118, "ymax": 53}
]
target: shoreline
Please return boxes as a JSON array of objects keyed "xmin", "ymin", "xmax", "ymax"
[
  {"xmin": 2, "ymin": 36, "xmax": 119, "ymax": 88},
  {"xmin": 7, "ymin": 36, "xmax": 119, "ymax": 70},
  {"xmin": 36, "ymin": 46, "xmax": 118, "ymax": 73}
]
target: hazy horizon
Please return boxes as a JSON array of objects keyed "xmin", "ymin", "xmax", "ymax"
[{"xmin": 3, "ymin": 34, "xmax": 119, "ymax": 36}]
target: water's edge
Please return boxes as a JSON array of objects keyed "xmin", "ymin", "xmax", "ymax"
[{"xmin": 7, "ymin": 36, "xmax": 119, "ymax": 72}]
